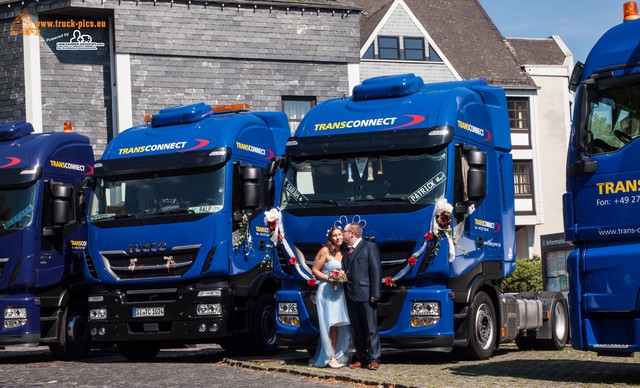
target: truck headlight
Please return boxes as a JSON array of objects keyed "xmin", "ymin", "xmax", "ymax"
[
  {"xmin": 90, "ymin": 308, "xmax": 108, "ymax": 320},
  {"xmin": 277, "ymin": 302, "xmax": 298, "ymax": 316},
  {"xmin": 410, "ymin": 301, "xmax": 440, "ymax": 328},
  {"xmin": 197, "ymin": 290, "xmax": 222, "ymax": 297},
  {"xmin": 197, "ymin": 303, "xmax": 222, "ymax": 316},
  {"xmin": 4, "ymin": 307, "xmax": 27, "ymax": 329},
  {"xmin": 277, "ymin": 302, "xmax": 299, "ymax": 327}
]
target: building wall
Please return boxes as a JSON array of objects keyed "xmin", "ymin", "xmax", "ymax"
[
  {"xmin": 0, "ymin": 18, "xmax": 25, "ymax": 122},
  {"xmin": 359, "ymin": 2, "xmax": 456, "ymax": 83},
  {"xmin": 129, "ymin": 55, "xmax": 348, "ymax": 121},
  {"xmin": 38, "ymin": 15, "xmax": 113, "ymax": 156},
  {"xmin": 526, "ymin": 68, "xmax": 572, "ymax": 255}
]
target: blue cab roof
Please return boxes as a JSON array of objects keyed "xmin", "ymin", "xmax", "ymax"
[{"xmin": 582, "ymin": 17, "xmax": 640, "ymax": 79}]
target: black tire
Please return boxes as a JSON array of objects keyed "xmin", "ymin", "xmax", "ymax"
[
  {"xmin": 464, "ymin": 291, "xmax": 496, "ymax": 360},
  {"xmin": 539, "ymin": 293, "xmax": 569, "ymax": 350},
  {"xmin": 249, "ymin": 293, "xmax": 278, "ymax": 355},
  {"xmin": 48, "ymin": 299, "xmax": 91, "ymax": 360},
  {"xmin": 117, "ymin": 341, "xmax": 161, "ymax": 361}
]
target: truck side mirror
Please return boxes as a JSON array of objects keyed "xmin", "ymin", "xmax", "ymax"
[
  {"xmin": 265, "ymin": 157, "xmax": 284, "ymax": 206},
  {"xmin": 52, "ymin": 183, "xmax": 73, "ymax": 225},
  {"xmin": 242, "ymin": 166, "xmax": 262, "ymax": 210},
  {"xmin": 466, "ymin": 149, "xmax": 487, "ymax": 204}
]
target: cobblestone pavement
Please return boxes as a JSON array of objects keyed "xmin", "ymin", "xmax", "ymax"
[
  {"xmin": 0, "ymin": 345, "xmax": 342, "ymax": 388},
  {"xmin": 226, "ymin": 344, "xmax": 640, "ymax": 388},
  {"xmin": 2, "ymin": 343, "xmax": 640, "ymax": 387}
]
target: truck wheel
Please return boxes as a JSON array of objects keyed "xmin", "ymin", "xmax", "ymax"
[
  {"xmin": 250, "ymin": 293, "xmax": 278, "ymax": 355},
  {"xmin": 540, "ymin": 294, "xmax": 569, "ymax": 350},
  {"xmin": 117, "ymin": 341, "xmax": 161, "ymax": 361},
  {"xmin": 465, "ymin": 291, "xmax": 496, "ymax": 360},
  {"xmin": 49, "ymin": 300, "xmax": 91, "ymax": 360}
]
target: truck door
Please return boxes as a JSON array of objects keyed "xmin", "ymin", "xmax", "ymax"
[{"xmin": 38, "ymin": 181, "xmax": 85, "ymax": 288}]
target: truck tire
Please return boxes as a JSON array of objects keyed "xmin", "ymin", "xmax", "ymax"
[
  {"xmin": 465, "ymin": 291, "xmax": 496, "ymax": 360},
  {"xmin": 539, "ymin": 293, "xmax": 569, "ymax": 350},
  {"xmin": 48, "ymin": 299, "xmax": 91, "ymax": 360},
  {"xmin": 250, "ymin": 293, "xmax": 278, "ymax": 355},
  {"xmin": 117, "ymin": 341, "xmax": 161, "ymax": 361}
]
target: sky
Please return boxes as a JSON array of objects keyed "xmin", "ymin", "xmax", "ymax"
[{"xmin": 478, "ymin": 0, "xmax": 633, "ymax": 64}]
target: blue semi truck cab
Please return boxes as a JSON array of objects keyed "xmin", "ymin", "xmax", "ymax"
[
  {"xmin": 563, "ymin": 2, "xmax": 640, "ymax": 356},
  {"xmin": 0, "ymin": 120, "xmax": 94, "ymax": 358},
  {"xmin": 85, "ymin": 103, "xmax": 289, "ymax": 360},
  {"xmin": 271, "ymin": 74, "xmax": 569, "ymax": 359}
]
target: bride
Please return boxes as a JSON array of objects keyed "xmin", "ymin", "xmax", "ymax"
[{"xmin": 309, "ymin": 226, "xmax": 351, "ymax": 368}]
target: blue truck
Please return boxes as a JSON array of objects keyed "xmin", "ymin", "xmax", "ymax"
[
  {"xmin": 269, "ymin": 74, "xmax": 569, "ymax": 359},
  {"xmin": 85, "ymin": 102, "xmax": 289, "ymax": 360},
  {"xmin": 563, "ymin": 1, "xmax": 640, "ymax": 356},
  {"xmin": 0, "ymin": 120, "xmax": 94, "ymax": 359}
]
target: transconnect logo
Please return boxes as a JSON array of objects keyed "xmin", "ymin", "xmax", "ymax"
[
  {"xmin": 458, "ymin": 120, "xmax": 491, "ymax": 141},
  {"xmin": 596, "ymin": 179, "xmax": 640, "ymax": 195},
  {"xmin": 313, "ymin": 115, "xmax": 425, "ymax": 131},
  {"xmin": 474, "ymin": 218, "xmax": 500, "ymax": 232},
  {"xmin": 117, "ymin": 139, "xmax": 210, "ymax": 156},
  {"xmin": 50, "ymin": 160, "xmax": 93, "ymax": 175},
  {"xmin": 236, "ymin": 142, "xmax": 274, "ymax": 159}
]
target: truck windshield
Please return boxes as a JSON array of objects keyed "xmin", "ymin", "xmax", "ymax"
[
  {"xmin": 0, "ymin": 184, "xmax": 37, "ymax": 229},
  {"xmin": 282, "ymin": 149, "xmax": 447, "ymax": 209},
  {"xmin": 585, "ymin": 75, "xmax": 640, "ymax": 155},
  {"xmin": 89, "ymin": 168, "xmax": 225, "ymax": 223}
]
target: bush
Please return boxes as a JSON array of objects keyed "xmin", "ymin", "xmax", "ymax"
[{"xmin": 502, "ymin": 255, "xmax": 543, "ymax": 293}]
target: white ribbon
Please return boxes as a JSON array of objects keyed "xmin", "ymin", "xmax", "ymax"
[
  {"xmin": 128, "ymin": 258, "xmax": 137, "ymax": 271},
  {"xmin": 164, "ymin": 255, "xmax": 175, "ymax": 272}
]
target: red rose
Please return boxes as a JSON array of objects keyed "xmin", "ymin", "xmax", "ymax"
[
  {"xmin": 408, "ymin": 256, "xmax": 417, "ymax": 266},
  {"xmin": 278, "ymin": 235, "xmax": 283, "ymax": 243},
  {"xmin": 307, "ymin": 278, "xmax": 316, "ymax": 287},
  {"xmin": 384, "ymin": 277, "xmax": 395, "ymax": 286},
  {"xmin": 267, "ymin": 221, "xmax": 277, "ymax": 231},
  {"xmin": 425, "ymin": 232, "xmax": 433, "ymax": 241},
  {"xmin": 289, "ymin": 257, "xmax": 297, "ymax": 265}
]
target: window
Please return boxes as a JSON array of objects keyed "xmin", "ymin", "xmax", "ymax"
[
  {"xmin": 378, "ymin": 36, "xmax": 399, "ymax": 59},
  {"xmin": 404, "ymin": 37, "xmax": 424, "ymax": 60},
  {"xmin": 428, "ymin": 46, "xmax": 442, "ymax": 62},
  {"xmin": 513, "ymin": 161, "xmax": 533, "ymax": 196},
  {"xmin": 507, "ymin": 98, "xmax": 530, "ymax": 133},
  {"xmin": 362, "ymin": 44, "xmax": 374, "ymax": 59},
  {"xmin": 282, "ymin": 97, "xmax": 316, "ymax": 135}
]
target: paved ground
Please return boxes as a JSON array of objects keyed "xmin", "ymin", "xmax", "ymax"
[
  {"xmin": 1, "ymin": 343, "xmax": 639, "ymax": 387},
  {"xmin": 226, "ymin": 344, "xmax": 640, "ymax": 387}
]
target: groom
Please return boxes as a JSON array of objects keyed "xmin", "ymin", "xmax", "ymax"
[{"xmin": 342, "ymin": 222, "xmax": 382, "ymax": 370}]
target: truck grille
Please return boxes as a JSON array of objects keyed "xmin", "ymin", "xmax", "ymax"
[
  {"xmin": 100, "ymin": 245, "xmax": 200, "ymax": 280},
  {"xmin": 293, "ymin": 240, "xmax": 417, "ymax": 279}
]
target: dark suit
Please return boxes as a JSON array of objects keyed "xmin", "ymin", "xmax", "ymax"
[{"xmin": 343, "ymin": 239, "xmax": 382, "ymax": 365}]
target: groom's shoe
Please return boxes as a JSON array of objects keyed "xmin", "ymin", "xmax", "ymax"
[
  {"xmin": 368, "ymin": 362, "xmax": 380, "ymax": 370},
  {"xmin": 349, "ymin": 361, "xmax": 364, "ymax": 368}
]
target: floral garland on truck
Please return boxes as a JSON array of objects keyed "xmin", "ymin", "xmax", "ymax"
[{"xmin": 264, "ymin": 198, "xmax": 460, "ymax": 288}]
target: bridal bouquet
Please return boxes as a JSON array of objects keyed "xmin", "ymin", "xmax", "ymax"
[{"xmin": 328, "ymin": 269, "xmax": 349, "ymax": 292}]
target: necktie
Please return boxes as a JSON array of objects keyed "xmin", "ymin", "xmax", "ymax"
[{"xmin": 349, "ymin": 247, "xmax": 353, "ymax": 254}]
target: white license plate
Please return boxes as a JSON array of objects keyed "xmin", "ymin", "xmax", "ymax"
[{"xmin": 133, "ymin": 307, "xmax": 164, "ymax": 317}]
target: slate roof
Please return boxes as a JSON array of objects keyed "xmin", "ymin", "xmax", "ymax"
[
  {"xmin": 355, "ymin": 0, "xmax": 536, "ymax": 88},
  {"xmin": 0, "ymin": 0, "xmax": 361, "ymax": 10},
  {"xmin": 506, "ymin": 37, "xmax": 568, "ymax": 66}
]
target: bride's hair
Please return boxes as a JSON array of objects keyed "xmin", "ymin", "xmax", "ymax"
[{"xmin": 325, "ymin": 226, "xmax": 343, "ymax": 256}]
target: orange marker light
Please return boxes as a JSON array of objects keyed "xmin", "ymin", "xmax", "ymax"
[
  {"xmin": 624, "ymin": 1, "xmax": 639, "ymax": 22},
  {"xmin": 212, "ymin": 103, "xmax": 250, "ymax": 114},
  {"xmin": 63, "ymin": 121, "xmax": 73, "ymax": 132},
  {"xmin": 144, "ymin": 114, "xmax": 153, "ymax": 122}
]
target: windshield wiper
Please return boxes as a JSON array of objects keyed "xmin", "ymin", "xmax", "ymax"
[
  {"xmin": 156, "ymin": 208, "xmax": 194, "ymax": 215},
  {"xmin": 304, "ymin": 199, "xmax": 341, "ymax": 207},
  {"xmin": 114, "ymin": 213, "xmax": 136, "ymax": 219},
  {"xmin": 354, "ymin": 197, "xmax": 411, "ymax": 203}
]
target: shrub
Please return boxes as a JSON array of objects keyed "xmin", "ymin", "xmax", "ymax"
[{"xmin": 502, "ymin": 255, "xmax": 543, "ymax": 293}]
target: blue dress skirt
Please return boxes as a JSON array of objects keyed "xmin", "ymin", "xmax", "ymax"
[{"xmin": 309, "ymin": 258, "xmax": 352, "ymax": 367}]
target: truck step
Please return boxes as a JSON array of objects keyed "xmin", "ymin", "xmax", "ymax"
[{"xmin": 593, "ymin": 344, "xmax": 632, "ymax": 348}]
